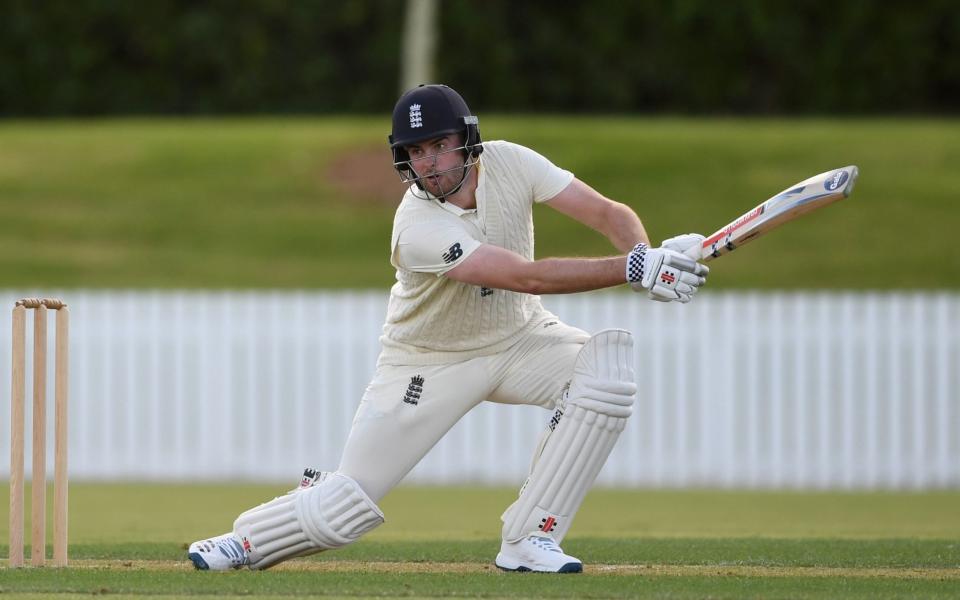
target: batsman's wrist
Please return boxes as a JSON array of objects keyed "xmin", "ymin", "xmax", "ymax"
[{"xmin": 626, "ymin": 242, "xmax": 648, "ymax": 284}]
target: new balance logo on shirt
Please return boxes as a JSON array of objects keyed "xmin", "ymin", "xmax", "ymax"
[{"xmin": 442, "ymin": 243, "xmax": 463, "ymax": 264}]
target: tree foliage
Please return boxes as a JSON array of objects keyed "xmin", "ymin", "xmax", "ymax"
[{"xmin": 1, "ymin": 0, "xmax": 956, "ymax": 115}]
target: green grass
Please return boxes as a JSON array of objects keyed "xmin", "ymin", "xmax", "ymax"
[
  {"xmin": 2, "ymin": 568, "xmax": 958, "ymax": 600},
  {"xmin": 6, "ymin": 484, "xmax": 960, "ymax": 544},
  {"xmin": 0, "ymin": 117, "xmax": 958, "ymax": 289},
  {"xmin": 1, "ymin": 484, "xmax": 959, "ymax": 598}
]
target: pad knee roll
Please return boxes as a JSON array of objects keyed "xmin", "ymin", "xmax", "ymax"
[
  {"xmin": 502, "ymin": 329, "xmax": 636, "ymax": 543},
  {"xmin": 566, "ymin": 329, "xmax": 636, "ymax": 416},
  {"xmin": 233, "ymin": 472, "xmax": 384, "ymax": 570}
]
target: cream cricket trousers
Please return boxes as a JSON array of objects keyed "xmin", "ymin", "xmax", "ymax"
[{"xmin": 338, "ymin": 320, "xmax": 590, "ymax": 503}]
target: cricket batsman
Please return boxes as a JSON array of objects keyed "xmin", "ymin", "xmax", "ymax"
[{"xmin": 188, "ymin": 84, "xmax": 709, "ymax": 573}]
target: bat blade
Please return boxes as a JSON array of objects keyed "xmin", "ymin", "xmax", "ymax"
[{"xmin": 701, "ymin": 165, "xmax": 858, "ymax": 262}]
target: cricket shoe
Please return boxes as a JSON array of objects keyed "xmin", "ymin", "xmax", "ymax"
[
  {"xmin": 188, "ymin": 532, "xmax": 249, "ymax": 570},
  {"xmin": 495, "ymin": 534, "xmax": 583, "ymax": 573}
]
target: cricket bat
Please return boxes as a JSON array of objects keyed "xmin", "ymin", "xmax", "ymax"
[{"xmin": 701, "ymin": 165, "xmax": 859, "ymax": 261}]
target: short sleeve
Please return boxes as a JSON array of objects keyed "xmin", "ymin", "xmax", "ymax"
[
  {"xmin": 393, "ymin": 221, "xmax": 483, "ymax": 275},
  {"xmin": 514, "ymin": 144, "xmax": 575, "ymax": 203}
]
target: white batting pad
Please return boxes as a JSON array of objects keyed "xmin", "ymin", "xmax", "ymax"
[
  {"xmin": 233, "ymin": 472, "xmax": 384, "ymax": 570},
  {"xmin": 502, "ymin": 329, "xmax": 636, "ymax": 543}
]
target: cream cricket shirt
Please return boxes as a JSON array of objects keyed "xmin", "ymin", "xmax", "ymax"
[{"xmin": 379, "ymin": 140, "xmax": 575, "ymax": 365}]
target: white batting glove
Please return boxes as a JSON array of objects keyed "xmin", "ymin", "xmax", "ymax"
[
  {"xmin": 660, "ymin": 233, "xmax": 706, "ymax": 261},
  {"xmin": 626, "ymin": 242, "xmax": 709, "ymax": 303}
]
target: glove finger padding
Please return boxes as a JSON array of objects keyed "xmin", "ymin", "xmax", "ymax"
[
  {"xmin": 675, "ymin": 282, "xmax": 698, "ymax": 300},
  {"xmin": 661, "ymin": 251, "xmax": 697, "ymax": 273},
  {"xmin": 678, "ymin": 270, "xmax": 706, "ymax": 287},
  {"xmin": 649, "ymin": 281, "xmax": 697, "ymax": 303},
  {"xmin": 661, "ymin": 233, "xmax": 706, "ymax": 261},
  {"xmin": 664, "ymin": 252, "xmax": 710, "ymax": 278},
  {"xmin": 648, "ymin": 286, "xmax": 682, "ymax": 302}
]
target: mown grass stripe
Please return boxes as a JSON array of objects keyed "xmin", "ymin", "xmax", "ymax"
[
  {"xmin": 2, "ymin": 567, "xmax": 959, "ymax": 599},
  {"xmin": 8, "ymin": 558, "xmax": 958, "ymax": 580},
  {"xmin": 3, "ymin": 537, "xmax": 958, "ymax": 567}
]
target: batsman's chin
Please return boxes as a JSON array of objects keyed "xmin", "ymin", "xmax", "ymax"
[{"xmin": 425, "ymin": 181, "xmax": 451, "ymax": 198}]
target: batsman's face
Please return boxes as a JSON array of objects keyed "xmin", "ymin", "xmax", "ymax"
[{"xmin": 404, "ymin": 135, "xmax": 465, "ymax": 196}]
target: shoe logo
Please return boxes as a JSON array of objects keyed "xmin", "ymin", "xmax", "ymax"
[
  {"xmin": 543, "ymin": 321, "xmax": 558, "ymax": 328},
  {"xmin": 299, "ymin": 468, "xmax": 318, "ymax": 489},
  {"xmin": 539, "ymin": 516, "xmax": 557, "ymax": 533},
  {"xmin": 403, "ymin": 375, "xmax": 424, "ymax": 405},
  {"xmin": 299, "ymin": 468, "xmax": 327, "ymax": 489}
]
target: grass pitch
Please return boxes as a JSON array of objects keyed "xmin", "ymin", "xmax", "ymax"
[{"xmin": 1, "ymin": 484, "xmax": 958, "ymax": 598}]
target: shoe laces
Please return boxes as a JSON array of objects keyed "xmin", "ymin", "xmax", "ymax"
[
  {"xmin": 529, "ymin": 536, "xmax": 562, "ymax": 553},
  {"xmin": 201, "ymin": 535, "xmax": 247, "ymax": 564}
]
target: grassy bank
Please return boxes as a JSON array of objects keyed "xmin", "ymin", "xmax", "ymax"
[{"xmin": 1, "ymin": 117, "xmax": 957, "ymax": 289}]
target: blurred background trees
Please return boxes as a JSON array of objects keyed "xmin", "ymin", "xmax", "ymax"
[{"xmin": 1, "ymin": 0, "xmax": 957, "ymax": 116}]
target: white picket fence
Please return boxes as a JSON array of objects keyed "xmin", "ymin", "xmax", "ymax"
[{"xmin": 0, "ymin": 290, "xmax": 957, "ymax": 489}]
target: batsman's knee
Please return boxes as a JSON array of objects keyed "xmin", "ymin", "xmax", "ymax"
[{"xmin": 565, "ymin": 328, "xmax": 636, "ymax": 418}]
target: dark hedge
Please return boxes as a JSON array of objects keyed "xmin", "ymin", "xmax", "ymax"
[{"xmin": 1, "ymin": 0, "xmax": 956, "ymax": 115}]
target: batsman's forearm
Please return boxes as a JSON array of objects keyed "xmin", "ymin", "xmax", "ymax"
[{"xmin": 515, "ymin": 256, "xmax": 627, "ymax": 295}]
